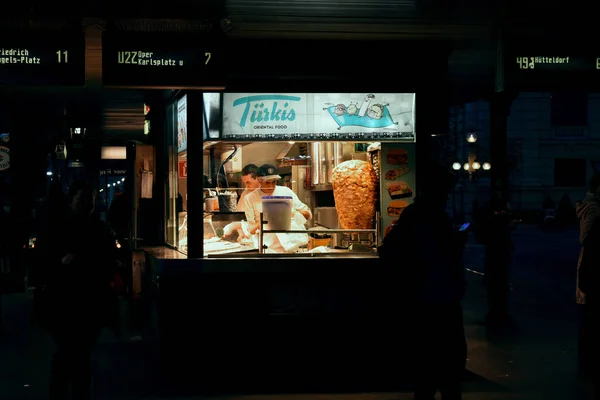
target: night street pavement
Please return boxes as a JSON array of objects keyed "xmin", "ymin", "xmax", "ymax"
[{"xmin": 0, "ymin": 224, "xmax": 595, "ymax": 400}]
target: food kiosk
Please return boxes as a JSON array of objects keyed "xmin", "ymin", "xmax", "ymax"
[
  {"xmin": 203, "ymin": 92, "xmax": 416, "ymax": 256},
  {"xmin": 142, "ymin": 39, "xmax": 449, "ymax": 395},
  {"xmin": 146, "ymin": 91, "xmax": 431, "ymax": 394}
]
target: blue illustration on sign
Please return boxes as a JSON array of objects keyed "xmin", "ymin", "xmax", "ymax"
[{"xmin": 323, "ymin": 94, "xmax": 399, "ymax": 130}]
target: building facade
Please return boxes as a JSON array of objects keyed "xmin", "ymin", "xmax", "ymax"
[{"xmin": 454, "ymin": 92, "xmax": 599, "ymax": 219}]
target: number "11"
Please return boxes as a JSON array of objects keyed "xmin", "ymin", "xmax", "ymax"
[{"xmin": 56, "ymin": 50, "xmax": 69, "ymax": 63}]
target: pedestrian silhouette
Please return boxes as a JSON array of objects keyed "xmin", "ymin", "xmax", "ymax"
[
  {"xmin": 379, "ymin": 164, "xmax": 467, "ymax": 400},
  {"xmin": 480, "ymin": 199, "xmax": 514, "ymax": 327},
  {"xmin": 575, "ymin": 173, "xmax": 600, "ymax": 385},
  {"xmin": 33, "ymin": 180, "xmax": 120, "ymax": 400}
]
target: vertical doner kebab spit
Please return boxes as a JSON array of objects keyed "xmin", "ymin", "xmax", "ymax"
[{"xmin": 331, "ymin": 160, "xmax": 378, "ymax": 229}]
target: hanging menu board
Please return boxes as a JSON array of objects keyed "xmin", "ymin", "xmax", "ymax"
[
  {"xmin": 0, "ymin": 31, "xmax": 85, "ymax": 86},
  {"xmin": 102, "ymin": 32, "xmax": 224, "ymax": 88},
  {"xmin": 379, "ymin": 143, "xmax": 416, "ymax": 240}
]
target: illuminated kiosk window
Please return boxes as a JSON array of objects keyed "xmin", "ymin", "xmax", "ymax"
[
  {"xmin": 196, "ymin": 91, "xmax": 417, "ymax": 257},
  {"xmin": 200, "ymin": 139, "xmax": 416, "ymax": 257},
  {"xmin": 166, "ymin": 94, "xmax": 188, "ymax": 254}
]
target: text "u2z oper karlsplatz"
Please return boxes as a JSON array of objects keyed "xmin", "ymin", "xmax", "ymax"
[{"xmin": 116, "ymin": 51, "xmax": 212, "ymax": 66}]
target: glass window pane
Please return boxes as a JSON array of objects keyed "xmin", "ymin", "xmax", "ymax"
[
  {"xmin": 176, "ymin": 95, "xmax": 188, "ymax": 254},
  {"xmin": 165, "ymin": 103, "xmax": 177, "ymax": 247}
]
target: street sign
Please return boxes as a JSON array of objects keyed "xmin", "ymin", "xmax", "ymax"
[
  {"xmin": 102, "ymin": 32, "xmax": 225, "ymax": 89},
  {"xmin": 0, "ymin": 30, "xmax": 85, "ymax": 86},
  {"xmin": 505, "ymin": 39, "xmax": 600, "ymax": 91}
]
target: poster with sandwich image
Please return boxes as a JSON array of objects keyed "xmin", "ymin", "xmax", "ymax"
[{"xmin": 380, "ymin": 143, "xmax": 416, "ymax": 239}]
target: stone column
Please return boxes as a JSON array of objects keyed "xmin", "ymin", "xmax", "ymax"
[{"xmin": 490, "ymin": 91, "xmax": 516, "ymax": 209}]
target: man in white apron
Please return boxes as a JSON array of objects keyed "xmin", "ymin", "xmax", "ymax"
[
  {"xmin": 222, "ymin": 164, "xmax": 261, "ymax": 240},
  {"xmin": 244, "ymin": 164, "xmax": 311, "ymax": 253}
]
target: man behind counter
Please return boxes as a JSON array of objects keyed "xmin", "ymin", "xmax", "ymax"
[
  {"xmin": 236, "ymin": 164, "xmax": 261, "ymax": 212},
  {"xmin": 245, "ymin": 164, "xmax": 312, "ymax": 235},
  {"xmin": 221, "ymin": 164, "xmax": 261, "ymax": 240}
]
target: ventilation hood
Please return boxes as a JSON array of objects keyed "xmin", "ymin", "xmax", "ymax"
[{"xmin": 204, "ymin": 141, "xmax": 303, "ymax": 169}]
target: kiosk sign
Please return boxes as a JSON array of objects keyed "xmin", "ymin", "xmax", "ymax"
[{"xmin": 222, "ymin": 93, "xmax": 416, "ymax": 141}]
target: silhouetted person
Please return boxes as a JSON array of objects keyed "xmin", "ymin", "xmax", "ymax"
[
  {"xmin": 0, "ymin": 198, "xmax": 11, "ymax": 333},
  {"xmin": 107, "ymin": 188, "xmax": 131, "ymax": 244},
  {"xmin": 575, "ymin": 173, "xmax": 600, "ymax": 383},
  {"xmin": 379, "ymin": 165, "xmax": 467, "ymax": 400},
  {"xmin": 34, "ymin": 180, "xmax": 119, "ymax": 400},
  {"xmin": 556, "ymin": 194, "xmax": 576, "ymax": 226},
  {"xmin": 542, "ymin": 195, "xmax": 555, "ymax": 211},
  {"xmin": 30, "ymin": 181, "xmax": 70, "ymax": 300},
  {"xmin": 481, "ymin": 200, "xmax": 515, "ymax": 327}
]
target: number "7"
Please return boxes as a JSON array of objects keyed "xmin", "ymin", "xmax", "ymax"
[{"xmin": 205, "ymin": 52, "xmax": 212, "ymax": 65}]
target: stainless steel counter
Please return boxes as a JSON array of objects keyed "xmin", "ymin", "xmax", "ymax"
[
  {"xmin": 142, "ymin": 245, "xmax": 380, "ymax": 275},
  {"xmin": 143, "ymin": 246, "xmax": 187, "ymax": 260}
]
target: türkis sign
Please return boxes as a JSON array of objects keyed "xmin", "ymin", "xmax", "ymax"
[
  {"xmin": 102, "ymin": 32, "xmax": 224, "ymax": 89},
  {"xmin": 222, "ymin": 93, "xmax": 416, "ymax": 141}
]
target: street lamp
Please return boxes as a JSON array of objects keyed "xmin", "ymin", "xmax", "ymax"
[
  {"xmin": 451, "ymin": 161, "xmax": 491, "ymax": 173},
  {"xmin": 466, "ymin": 132, "xmax": 478, "ymax": 143}
]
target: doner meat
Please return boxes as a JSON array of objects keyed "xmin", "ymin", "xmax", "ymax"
[{"xmin": 331, "ymin": 160, "xmax": 378, "ymax": 229}]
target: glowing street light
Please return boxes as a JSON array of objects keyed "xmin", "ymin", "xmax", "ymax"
[
  {"xmin": 482, "ymin": 162, "xmax": 491, "ymax": 170},
  {"xmin": 452, "ymin": 162, "xmax": 461, "ymax": 171},
  {"xmin": 466, "ymin": 133, "xmax": 478, "ymax": 143}
]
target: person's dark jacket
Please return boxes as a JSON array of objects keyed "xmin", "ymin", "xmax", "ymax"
[
  {"xmin": 379, "ymin": 198, "xmax": 466, "ymax": 303},
  {"xmin": 33, "ymin": 213, "xmax": 119, "ymax": 330},
  {"xmin": 576, "ymin": 193, "xmax": 600, "ymax": 302},
  {"xmin": 30, "ymin": 192, "xmax": 70, "ymax": 288},
  {"xmin": 107, "ymin": 191, "xmax": 131, "ymax": 242}
]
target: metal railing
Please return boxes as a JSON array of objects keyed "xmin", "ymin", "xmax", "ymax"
[{"xmin": 258, "ymin": 212, "xmax": 380, "ymax": 254}]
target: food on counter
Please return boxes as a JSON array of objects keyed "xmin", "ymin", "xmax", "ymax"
[
  {"xmin": 384, "ymin": 219, "xmax": 398, "ymax": 236},
  {"xmin": 384, "ymin": 166, "xmax": 410, "ymax": 180},
  {"xmin": 203, "ymin": 240, "xmax": 242, "ymax": 253},
  {"xmin": 387, "ymin": 181, "xmax": 413, "ymax": 199},
  {"xmin": 331, "ymin": 160, "xmax": 378, "ymax": 229},
  {"xmin": 387, "ymin": 200, "xmax": 409, "ymax": 217},
  {"xmin": 221, "ymin": 229, "xmax": 240, "ymax": 242},
  {"xmin": 386, "ymin": 148, "xmax": 409, "ymax": 165}
]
